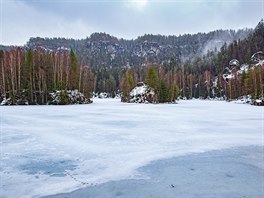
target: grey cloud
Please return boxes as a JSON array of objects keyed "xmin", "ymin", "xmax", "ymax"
[{"xmin": 2, "ymin": 0, "xmax": 263, "ymax": 45}]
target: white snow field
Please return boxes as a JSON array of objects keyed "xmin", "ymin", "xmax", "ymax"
[{"xmin": 0, "ymin": 99, "xmax": 263, "ymax": 198}]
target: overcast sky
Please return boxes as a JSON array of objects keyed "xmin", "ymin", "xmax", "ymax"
[{"xmin": 1, "ymin": 0, "xmax": 263, "ymax": 45}]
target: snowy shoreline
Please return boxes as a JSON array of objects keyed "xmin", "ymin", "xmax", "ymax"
[{"xmin": 44, "ymin": 146, "xmax": 264, "ymax": 198}]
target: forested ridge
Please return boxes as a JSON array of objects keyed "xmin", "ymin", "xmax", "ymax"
[{"xmin": 0, "ymin": 20, "xmax": 263, "ymax": 105}]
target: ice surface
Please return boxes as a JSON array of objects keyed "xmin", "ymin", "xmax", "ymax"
[
  {"xmin": 0, "ymin": 99, "xmax": 263, "ymax": 197},
  {"xmin": 46, "ymin": 146, "xmax": 264, "ymax": 198}
]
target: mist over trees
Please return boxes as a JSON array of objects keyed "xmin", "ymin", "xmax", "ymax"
[{"xmin": 0, "ymin": 20, "xmax": 263, "ymax": 104}]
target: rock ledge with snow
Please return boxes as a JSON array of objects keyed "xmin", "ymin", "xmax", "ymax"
[
  {"xmin": 122, "ymin": 82, "xmax": 157, "ymax": 103},
  {"xmin": 0, "ymin": 90, "xmax": 92, "ymax": 105},
  {"xmin": 48, "ymin": 90, "xmax": 92, "ymax": 105}
]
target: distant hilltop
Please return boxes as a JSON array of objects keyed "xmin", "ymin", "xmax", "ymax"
[{"xmin": 1, "ymin": 28, "xmax": 252, "ymax": 67}]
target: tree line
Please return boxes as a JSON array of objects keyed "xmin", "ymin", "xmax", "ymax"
[
  {"xmin": 0, "ymin": 48, "xmax": 94, "ymax": 104},
  {"xmin": 1, "ymin": 47, "xmax": 262, "ymax": 105}
]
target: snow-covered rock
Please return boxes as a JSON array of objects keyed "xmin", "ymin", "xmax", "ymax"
[
  {"xmin": 93, "ymin": 92, "xmax": 120, "ymax": 99},
  {"xmin": 98, "ymin": 92, "xmax": 110, "ymax": 99},
  {"xmin": 252, "ymin": 99, "xmax": 264, "ymax": 106},
  {"xmin": 239, "ymin": 64, "xmax": 249, "ymax": 73},
  {"xmin": 251, "ymin": 51, "xmax": 264, "ymax": 67},
  {"xmin": 0, "ymin": 90, "xmax": 92, "ymax": 105},
  {"xmin": 233, "ymin": 95, "xmax": 252, "ymax": 104},
  {"xmin": 48, "ymin": 90, "xmax": 92, "ymax": 105},
  {"xmin": 123, "ymin": 82, "xmax": 157, "ymax": 103},
  {"xmin": 0, "ymin": 90, "xmax": 29, "ymax": 105},
  {"xmin": 0, "ymin": 97, "xmax": 12, "ymax": 105}
]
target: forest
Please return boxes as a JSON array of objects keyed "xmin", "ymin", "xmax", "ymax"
[{"xmin": 0, "ymin": 20, "xmax": 263, "ymax": 105}]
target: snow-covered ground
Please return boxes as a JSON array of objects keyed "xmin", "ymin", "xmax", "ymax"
[{"xmin": 1, "ymin": 99, "xmax": 263, "ymax": 198}]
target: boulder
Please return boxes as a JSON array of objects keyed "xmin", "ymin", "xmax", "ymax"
[
  {"xmin": 48, "ymin": 90, "xmax": 92, "ymax": 105},
  {"xmin": 122, "ymin": 82, "xmax": 157, "ymax": 103}
]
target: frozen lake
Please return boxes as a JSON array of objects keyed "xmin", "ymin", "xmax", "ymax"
[
  {"xmin": 1, "ymin": 99, "xmax": 263, "ymax": 197},
  {"xmin": 46, "ymin": 146, "xmax": 264, "ymax": 198}
]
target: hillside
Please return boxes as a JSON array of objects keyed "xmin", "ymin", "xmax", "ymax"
[{"xmin": 1, "ymin": 28, "xmax": 251, "ymax": 68}]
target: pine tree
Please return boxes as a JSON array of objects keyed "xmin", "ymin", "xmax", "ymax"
[
  {"xmin": 146, "ymin": 66, "xmax": 159, "ymax": 91},
  {"xmin": 69, "ymin": 49, "xmax": 79, "ymax": 90},
  {"xmin": 159, "ymin": 79, "xmax": 170, "ymax": 103},
  {"xmin": 121, "ymin": 69, "xmax": 135, "ymax": 102}
]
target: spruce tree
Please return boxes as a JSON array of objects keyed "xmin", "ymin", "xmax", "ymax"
[
  {"xmin": 159, "ymin": 79, "xmax": 170, "ymax": 103},
  {"xmin": 69, "ymin": 49, "xmax": 79, "ymax": 90},
  {"xmin": 146, "ymin": 66, "xmax": 159, "ymax": 91},
  {"xmin": 121, "ymin": 69, "xmax": 135, "ymax": 102}
]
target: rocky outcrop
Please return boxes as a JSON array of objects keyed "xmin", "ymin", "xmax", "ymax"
[
  {"xmin": 122, "ymin": 82, "xmax": 157, "ymax": 103},
  {"xmin": 48, "ymin": 90, "xmax": 92, "ymax": 105},
  {"xmin": 0, "ymin": 90, "xmax": 92, "ymax": 105}
]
